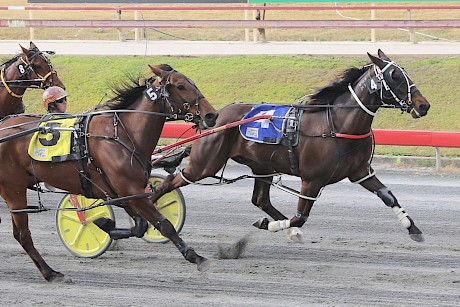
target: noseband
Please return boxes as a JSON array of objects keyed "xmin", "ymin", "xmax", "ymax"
[
  {"xmin": 149, "ymin": 70, "xmax": 204, "ymax": 122},
  {"xmin": 0, "ymin": 50, "xmax": 57, "ymax": 99}
]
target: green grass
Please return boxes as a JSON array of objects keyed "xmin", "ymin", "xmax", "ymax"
[{"xmin": 7, "ymin": 54, "xmax": 459, "ymax": 158}]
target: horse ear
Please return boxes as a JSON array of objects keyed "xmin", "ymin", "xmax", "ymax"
[
  {"xmin": 367, "ymin": 52, "xmax": 386, "ymax": 69},
  {"xmin": 377, "ymin": 49, "xmax": 391, "ymax": 61},
  {"xmin": 29, "ymin": 41, "xmax": 37, "ymax": 50},
  {"xmin": 149, "ymin": 64, "xmax": 165, "ymax": 77},
  {"xmin": 20, "ymin": 44, "xmax": 28, "ymax": 54}
]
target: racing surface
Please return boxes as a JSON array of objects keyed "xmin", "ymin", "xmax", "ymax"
[{"xmin": 0, "ymin": 165, "xmax": 459, "ymax": 306}]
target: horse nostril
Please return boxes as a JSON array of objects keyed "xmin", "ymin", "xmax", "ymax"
[
  {"xmin": 204, "ymin": 113, "xmax": 218, "ymax": 127},
  {"xmin": 418, "ymin": 103, "xmax": 430, "ymax": 115}
]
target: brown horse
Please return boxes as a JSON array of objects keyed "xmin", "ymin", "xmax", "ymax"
[
  {"xmin": 0, "ymin": 64, "xmax": 217, "ymax": 281},
  {"xmin": 0, "ymin": 42, "xmax": 64, "ymax": 117},
  {"xmin": 148, "ymin": 50, "xmax": 430, "ymax": 245}
]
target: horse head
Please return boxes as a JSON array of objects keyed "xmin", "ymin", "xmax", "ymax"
[
  {"xmin": 19, "ymin": 41, "xmax": 65, "ymax": 90},
  {"xmin": 367, "ymin": 49, "xmax": 430, "ymax": 118},
  {"xmin": 149, "ymin": 64, "xmax": 218, "ymax": 129}
]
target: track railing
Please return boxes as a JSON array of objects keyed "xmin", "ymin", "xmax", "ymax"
[
  {"xmin": 1, "ymin": 4, "xmax": 459, "ymax": 42},
  {"xmin": 160, "ymin": 123, "xmax": 460, "ymax": 171}
]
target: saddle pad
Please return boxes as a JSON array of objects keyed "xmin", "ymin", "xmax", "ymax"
[
  {"xmin": 28, "ymin": 116, "xmax": 77, "ymax": 162},
  {"xmin": 239, "ymin": 105, "xmax": 292, "ymax": 144}
]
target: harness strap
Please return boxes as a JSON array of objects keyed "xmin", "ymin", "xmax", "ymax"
[
  {"xmin": 350, "ymin": 168, "xmax": 376, "ymax": 184},
  {"xmin": 180, "ymin": 169, "xmax": 195, "ymax": 184},
  {"xmin": 1, "ymin": 68, "xmax": 23, "ymax": 98},
  {"xmin": 348, "ymin": 84, "xmax": 377, "ymax": 117},
  {"xmin": 73, "ymin": 116, "xmax": 94, "ymax": 198},
  {"xmin": 334, "ymin": 131, "xmax": 372, "ymax": 139}
]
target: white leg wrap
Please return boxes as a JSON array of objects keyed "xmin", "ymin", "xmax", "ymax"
[
  {"xmin": 268, "ymin": 219, "xmax": 290, "ymax": 232},
  {"xmin": 392, "ymin": 206, "xmax": 411, "ymax": 229}
]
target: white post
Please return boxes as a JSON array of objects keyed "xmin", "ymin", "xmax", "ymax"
[
  {"xmin": 252, "ymin": 9, "xmax": 258, "ymax": 42},
  {"xmin": 29, "ymin": 8, "xmax": 34, "ymax": 41},
  {"xmin": 407, "ymin": 9, "xmax": 417, "ymax": 43},
  {"xmin": 371, "ymin": 3, "xmax": 376, "ymax": 42},
  {"xmin": 116, "ymin": 10, "xmax": 125, "ymax": 42},
  {"xmin": 244, "ymin": 5, "xmax": 250, "ymax": 42},
  {"xmin": 134, "ymin": 10, "xmax": 141, "ymax": 42},
  {"xmin": 435, "ymin": 147, "xmax": 442, "ymax": 172}
]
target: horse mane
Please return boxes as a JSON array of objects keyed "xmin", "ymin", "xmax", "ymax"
[
  {"xmin": 0, "ymin": 55, "xmax": 21, "ymax": 69},
  {"xmin": 306, "ymin": 66, "xmax": 368, "ymax": 107},
  {"xmin": 93, "ymin": 64, "xmax": 174, "ymax": 111}
]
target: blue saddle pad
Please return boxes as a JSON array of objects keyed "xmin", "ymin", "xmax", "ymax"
[{"xmin": 239, "ymin": 105, "xmax": 292, "ymax": 144}]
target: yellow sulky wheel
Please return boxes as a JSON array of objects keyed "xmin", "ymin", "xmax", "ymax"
[
  {"xmin": 131, "ymin": 174, "xmax": 186, "ymax": 243},
  {"xmin": 56, "ymin": 194, "xmax": 114, "ymax": 258}
]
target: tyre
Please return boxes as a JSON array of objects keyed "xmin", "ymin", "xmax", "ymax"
[{"xmin": 56, "ymin": 194, "xmax": 114, "ymax": 258}]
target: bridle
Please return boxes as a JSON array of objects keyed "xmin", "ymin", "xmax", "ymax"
[
  {"xmin": 349, "ymin": 60, "xmax": 419, "ymax": 117},
  {"xmin": 154, "ymin": 69, "xmax": 205, "ymax": 122},
  {"xmin": 0, "ymin": 49, "xmax": 58, "ymax": 99}
]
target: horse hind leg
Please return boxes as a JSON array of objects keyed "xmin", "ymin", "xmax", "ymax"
[{"xmin": 356, "ymin": 174, "xmax": 424, "ymax": 242}]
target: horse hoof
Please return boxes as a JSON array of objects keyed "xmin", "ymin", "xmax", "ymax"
[
  {"xmin": 284, "ymin": 227, "xmax": 304, "ymax": 243},
  {"xmin": 252, "ymin": 217, "xmax": 269, "ymax": 230},
  {"xmin": 46, "ymin": 271, "xmax": 65, "ymax": 282},
  {"xmin": 410, "ymin": 233, "xmax": 425, "ymax": 242},
  {"xmin": 197, "ymin": 257, "xmax": 211, "ymax": 272}
]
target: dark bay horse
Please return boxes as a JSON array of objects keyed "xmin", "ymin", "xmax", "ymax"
[
  {"xmin": 0, "ymin": 64, "xmax": 217, "ymax": 281},
  {"xmin": 149, "ymin": 50, "xmax": 430, "ymax": 244},
  {"xmin": 0, "ymin": 42, "xmax": 64, "ymax": 117}
]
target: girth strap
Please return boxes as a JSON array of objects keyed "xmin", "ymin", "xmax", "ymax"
[
  {"xmin": 284, "ymin": 108, "xmax": 302, "ymax": 176},
  {"xmin": 74, "ymin": 116, "xmax": 94, "ymax": 198}
]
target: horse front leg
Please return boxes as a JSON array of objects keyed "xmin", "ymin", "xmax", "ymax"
[
  {"xmin": 356, "ymin": 172, "xmax": 424, "ymax": 242},
  {"xmin": 7, "ymin": 193, "xmax": 64, "ymax": 281},
  {"xmin": 133, "ymin": 198, "xmax": 210, "ymax": 272},
  {"xmin": 256, "ymin": 180, "xmax": 320, "ymax": 243}
]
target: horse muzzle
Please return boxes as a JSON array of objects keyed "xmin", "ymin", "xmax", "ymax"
[
  {"xmin": 409, "ymin": 101, "xmax": 430, "ymax": 119},
  {"xmin": 195, "ymin": 112, "xmax": 218, "ymax": 130}
]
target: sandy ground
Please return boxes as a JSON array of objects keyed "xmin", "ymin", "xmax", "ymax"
[{"xmin": 0, "ymin": 166, "xmax": 459, "ymax": 306}]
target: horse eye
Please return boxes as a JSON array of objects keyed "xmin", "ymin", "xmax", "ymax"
[
  {"xmin": 31, "ymin": 63, "xmax": 41, "ymax": 70},
  {"xmin": 392, "ymin": 69, "xmax": 404, "ymax": 80},
  {"xmin": 177, "ymin": 84, "xmax": 186, "ymax": 90}
]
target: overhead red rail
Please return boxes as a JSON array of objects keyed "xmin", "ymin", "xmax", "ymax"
[
  {"xmin": 1, "ymin": 5, "xmax": 460, "ymax": 11},
  {"xmin": 160, "ymin": 123, "xmax": 460, "ymax": 148}
]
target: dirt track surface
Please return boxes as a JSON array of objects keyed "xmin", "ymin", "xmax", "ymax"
[{"xmin": 0, "ymin": 166, "xmax": 459, "ymax": 306}]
